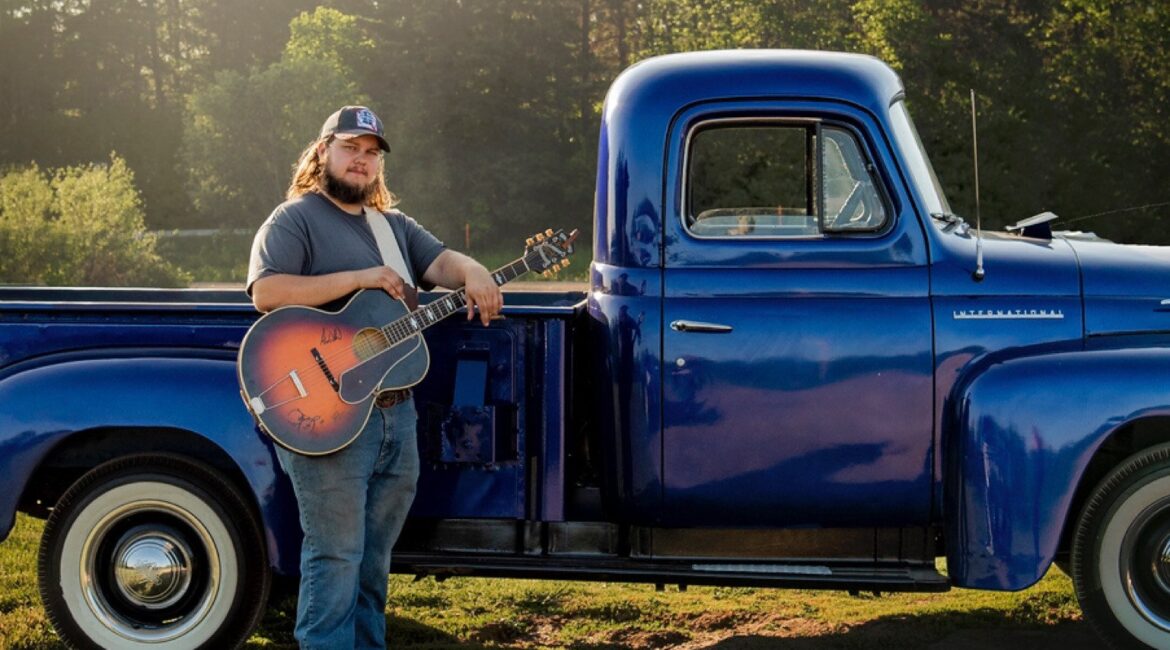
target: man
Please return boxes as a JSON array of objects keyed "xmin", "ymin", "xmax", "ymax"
[{"xmin": 247, "ymin": 105, "xmax": 502, "ymax": 649}]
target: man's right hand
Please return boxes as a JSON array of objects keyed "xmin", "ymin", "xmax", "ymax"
[
  {"xmin": 353, "ymin": 266, "xmax": 408, "ymax": 301},
  {"xmin": 251, "ymin": 266, "xmax": 405, "ymax": 312}
]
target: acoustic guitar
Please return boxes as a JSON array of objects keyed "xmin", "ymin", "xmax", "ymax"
[{"xmin": 238, "ymin": 228, "xmax": 577, "ymax": 455}]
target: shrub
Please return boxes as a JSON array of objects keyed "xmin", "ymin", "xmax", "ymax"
[{"xmin": 0, "ymin": 155, "xmax": 189, "ymax": 287}]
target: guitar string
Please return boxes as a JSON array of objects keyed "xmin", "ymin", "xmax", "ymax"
[
  {"xmin": 268, "ymin": 254, "xmax": 531, "ymax": 399},
  {"xmin": 252, "ymin": 288, "xmax": 468, "ymax": 403},
  {"xmin": 306, "ymin": 255, "xmax": 525, "ymax": 375},
  {"xmin": 265, "ymin": 237, "xmax": 563, "ymax": 396},
  {"xmin": 250, "ymin": 247, "xmax": 553, "ymax": 404},
  {"xmin": 255, "ymin": 280, "xmax": 478, "ymax": 401},
  {"xmin": 256, "ymin": 289, "xmax": 472, "ymax": 401}
]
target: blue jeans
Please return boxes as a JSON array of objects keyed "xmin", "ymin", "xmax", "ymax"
[{"xmin": 275, "ymin": 399, "xmax": 420, "ymax": 650}]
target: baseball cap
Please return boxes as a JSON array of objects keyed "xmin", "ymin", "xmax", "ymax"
[{"xmin": 319, "ymin": 106, "xmax": 390, "ymax": 152}]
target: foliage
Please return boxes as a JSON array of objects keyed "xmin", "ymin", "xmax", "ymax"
[
  {"xmin": 0, "ymin": 0, "xmax": 317, "ymax": 231},
  {"xmin": 356, "ymin": 0, "xmax": 595, "ymax": 248},
  {"xmin": 4, "ymin": 0, "xmax": 1170, "ymax": 278},
  {"xmin": 154, "ymin": 230, "xmax": 253, "ymax": 284},
  {"xmin": 0, "ymin": 155, "xmax": 188, "ymax": 287},
  {"xmin": 182, "ymin": 59, "xmax": 366, "ymax": 228},
  {"xmin": 182, "ymin": 7, "xmax": 374, "ymax": 229},
  {"xmin": 846, "ymin": 0, "xmax": 1170, "ymax": 240}
]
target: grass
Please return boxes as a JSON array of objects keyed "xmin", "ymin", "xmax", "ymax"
[{"xmin": 1, "ymin": 513, "xmax": 1092, "ymax": 649}]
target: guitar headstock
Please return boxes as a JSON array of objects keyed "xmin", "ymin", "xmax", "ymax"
[{"xmin": 525, "ymin": 228, "xmax": 579, "ymax": 277}]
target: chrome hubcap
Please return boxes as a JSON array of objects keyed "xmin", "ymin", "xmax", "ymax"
[
  {"xmin": 78, "ymin": 497, "xmax": 221, "ymax": 643},
  {"xmin": 1122, "ymin": 502, "xmax": 1170, "ymax": 631},
  {"xmin": 113, "ymin": 529, "xmax": 193, "ymax": 610},
  {"xmin": 1154, "ymin": 537, "xmax": 1170, "ymax": 594}
]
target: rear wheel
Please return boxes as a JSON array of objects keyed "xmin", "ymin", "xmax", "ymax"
[
  {"xmin": 1071, "ymin": 443, "xmax": 1170, "ymax": 649},
  {"xmin": 38, "ymin": 454, "xmax": 270, "ymax": 649}
]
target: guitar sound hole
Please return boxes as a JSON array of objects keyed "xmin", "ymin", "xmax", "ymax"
[{"xmin": 352, "ymin": 328, "xmax": 389, "ymax": 361}]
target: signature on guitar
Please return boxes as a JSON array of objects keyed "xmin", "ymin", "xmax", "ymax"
[
  {"xmin": 287, "ymin": 409, "xmax": 325, "ymax": 434},
  {"xmin": 320, "ymin": 326, "xmax": 343, "ymax": 345}
]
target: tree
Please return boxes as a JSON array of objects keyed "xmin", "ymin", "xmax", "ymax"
[
  {"xmin": 194, "ymin": 0, "xmax": 317, "ymax": 73},
  {"xmin": 848, "ymin": 0, "xmax": 1170, "ymax": 243},
  {"xmin": 1033, "ymin": 0, "xmax": 1170, "ymax": 242},
  {"xmin": 0, "ymin": 155, "xmax": 188, "ymax": 286},
  {"xmin": 182, "ymin": 8, "xmax": 372, "ymax": 227},
  {"xmin": 360, "ymin": 0, "xmax": 593, "ymax": 249}
]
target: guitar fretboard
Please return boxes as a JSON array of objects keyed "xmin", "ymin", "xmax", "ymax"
[{"xmin": 373, "ymin": 250, "xmax": 542, "ymax": 350}]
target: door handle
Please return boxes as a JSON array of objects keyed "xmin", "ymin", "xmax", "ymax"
[{"xmin": 670, "ymin": 320, "xmax": 733, "ymax": 333}]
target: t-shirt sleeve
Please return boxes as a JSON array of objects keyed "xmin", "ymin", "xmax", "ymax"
[
  {"xmin": 391, "ymin": 211, "xmax": 446, "ymax": 290},
  {"xmin": 245, "ymin": 211, "xmax": 310, "ymax": 297}
]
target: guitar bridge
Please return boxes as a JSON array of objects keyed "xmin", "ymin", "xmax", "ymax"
[{"xmin": 311, "ymin": 347, "xmax": 340, "ymax": 392}]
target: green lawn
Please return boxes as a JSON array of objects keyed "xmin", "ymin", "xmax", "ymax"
[{"xmin": 1, "ymin": 513, "xmax": 1090, "ymax": 649}]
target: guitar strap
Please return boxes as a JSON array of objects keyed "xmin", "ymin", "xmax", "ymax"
[{"xmin": 363, "ymin": 207, "xmax": 415, "ymax": 288}]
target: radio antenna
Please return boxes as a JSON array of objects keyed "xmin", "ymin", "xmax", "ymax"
[
  {"xmin": 973, "ymin": 88, "xmax": 982, "ymax": 279},
  {"xmin": 970, "ymin": 89, "xmax": 985, "ymax": 282}
]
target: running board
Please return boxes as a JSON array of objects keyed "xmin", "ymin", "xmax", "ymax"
[{"xmin": 392, "ymin": 554, "xmax": 950, "ymax": 593}]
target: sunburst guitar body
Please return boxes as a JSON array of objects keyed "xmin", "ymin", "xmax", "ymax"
[{"xmin": 238, "ymin": 228, "xmax": 577, "ymax": 455}]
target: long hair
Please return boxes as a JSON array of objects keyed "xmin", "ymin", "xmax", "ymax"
[{"xmin": 286, "ymin": 136, "xmax": 398, "ymax": 210}]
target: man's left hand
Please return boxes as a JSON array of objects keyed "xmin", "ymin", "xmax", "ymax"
[{"xmin": 463, "ymin": 265, "xmax": 503, "ymax": 326}]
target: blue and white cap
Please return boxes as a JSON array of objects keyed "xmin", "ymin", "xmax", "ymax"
[{"xmin": 319, "ymin": 105, "xmax": 390, "ymax": 152}]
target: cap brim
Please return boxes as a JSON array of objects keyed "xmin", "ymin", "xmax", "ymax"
[{"xmin": 334, "ymin": 130, "xmax": 391, "ymax": 152}]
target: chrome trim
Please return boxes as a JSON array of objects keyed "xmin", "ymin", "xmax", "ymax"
[
  {"xmin": 671, "ymin": 320, "xmax": 733, "ymax": 333},
  {"xmin": 952, "ymin": 309, "xmax": 1065, "ymax": 320}
]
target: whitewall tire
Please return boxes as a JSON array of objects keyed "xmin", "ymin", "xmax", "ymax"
[
  {"xmin": 1072, "ymin": 444, "xmax": 1170, "ymax": 649},
  {"xmin": 38, "ymin": 454, "xmax": 269, "ymax": 649}
]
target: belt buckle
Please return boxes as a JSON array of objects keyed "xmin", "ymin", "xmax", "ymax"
[{"xmin": 375, "ymin": 389, "xmax": 410, "ymax": 408}]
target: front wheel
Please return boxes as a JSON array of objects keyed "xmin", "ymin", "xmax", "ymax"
[
  {"xmin": 1072, "ymin": 443, "xmax": 1170, "ymax": 649},
  {"xmin": 38, "ymin": 454, "xmax": 270, "ymax": 649}
]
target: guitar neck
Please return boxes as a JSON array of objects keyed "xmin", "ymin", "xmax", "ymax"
[{"xmin": 377, "ymin": 255, "xmax": 531, "ymax": 347}]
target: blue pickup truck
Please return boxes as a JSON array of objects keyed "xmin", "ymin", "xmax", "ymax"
[{"xmin": 3, "ymin": 50, "xmax": 1170, "ymax": 649}]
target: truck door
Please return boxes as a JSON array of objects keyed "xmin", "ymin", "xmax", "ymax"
[{"xmin": 661, "ymin": 106, "xmax": 933, "ymax": 527}]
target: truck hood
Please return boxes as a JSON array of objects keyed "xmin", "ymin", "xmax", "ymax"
[
  {"xmin": 1065, "ymin": 237, "xmax": 1170, "ymax": 337},
  {"xmin": 930, "ymin": 229, "xmax": 1081, "ymax": 299}
]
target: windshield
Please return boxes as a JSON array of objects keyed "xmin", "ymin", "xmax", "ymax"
[{"xmin": 889, "ymin": 100, "xmax": 951, "ymax": 217}]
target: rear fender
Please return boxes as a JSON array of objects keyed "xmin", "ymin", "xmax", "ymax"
[
  {"xmin": 0, "ymin": 352, "xmax": 299, "ymax": 574},
  {"xmin": 947, "ymin": 347, "xmax": 1170, "ymax": 590}
]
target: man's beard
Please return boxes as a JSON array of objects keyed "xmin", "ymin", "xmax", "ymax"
[{"xmin": 322, "ymin": 165, "xmax": 377, "ymax": 206}]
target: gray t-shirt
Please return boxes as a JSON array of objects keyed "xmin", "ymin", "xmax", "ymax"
[{"xmin": 246, "ymin": 192, "xmax": 445, "ymax": 306}]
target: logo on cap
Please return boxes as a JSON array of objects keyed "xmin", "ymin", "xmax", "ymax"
[{"xmin": 355, "ymin": 108, "xmax": 378, "ymax": 132}]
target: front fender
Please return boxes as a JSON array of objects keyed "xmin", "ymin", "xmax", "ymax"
[
  {"xmin": 0, "ymin": 351, "xmax": 300, "ymax": 574},
  {"xmin": 947, "ymin": 346, "xmax": 1170, "ymax": 590}
]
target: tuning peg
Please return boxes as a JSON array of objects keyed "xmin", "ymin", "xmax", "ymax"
[
  {"xmin": 545, "ymin": 228, "xmax": 554, "ymax": 237},
  {"xmin": 561, "ymin": 259, "xmax": 570, "ymax": 268},
  {"xmin": 535, "ymin": 233, "xmax": 545, "ymax": 242},
  {"xmin": 542, "ymin": 270, "xmax": 552, "ymax": 278},
  {"xmin": 526, "ymin": 237, "xmax": 535, "ymax": 247}
]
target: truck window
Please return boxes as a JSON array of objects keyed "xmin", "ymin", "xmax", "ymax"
[
  {"xmin": 888, "ymin": 100, "xmax": 952, "ymax": 216},
  {"xmin": 686, "ymin": 122, "xmax": 888, "ymax": 238}
]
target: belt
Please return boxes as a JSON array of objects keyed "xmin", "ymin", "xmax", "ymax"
[{"xmin": 374, "ymin": 388, "xmax": 412, "ymax": 409}]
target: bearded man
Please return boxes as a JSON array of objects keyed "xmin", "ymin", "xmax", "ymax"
[{"xmin": 246, "ymin": 105, "xmax": 501, "ymax": 649}]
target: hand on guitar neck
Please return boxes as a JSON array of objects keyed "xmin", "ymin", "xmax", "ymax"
[{"xmin": 417, "ymin": 249, "xmax": 502, "ymax": 326}]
